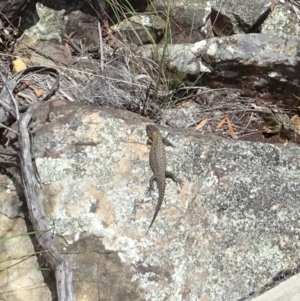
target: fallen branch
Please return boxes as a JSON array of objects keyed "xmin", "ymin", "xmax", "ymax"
[
  {"xmin": 18, "ymin": 107, "xmax": 76, "ymax": 301},
  {"xmin": 0, "ymin": 68, "xmax": 76, "ymax": 301}
]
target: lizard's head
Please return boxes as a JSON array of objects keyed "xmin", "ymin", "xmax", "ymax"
[{"xmin": 146, "ymin": 124, "xmax": 159, "ymax": 138}]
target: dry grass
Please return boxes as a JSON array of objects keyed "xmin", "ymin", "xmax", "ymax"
[{"xmin": 0, "ymin": 0, "xmax": 299, "ymax": 143}]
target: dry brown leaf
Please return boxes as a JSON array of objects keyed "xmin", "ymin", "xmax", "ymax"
[
  {"xmin": 215, "ymin": 116, "xmax": 236, "ymax": 138},
  {"xmin": 22, "ymin": 80, "xmax": 44, "ymax": 98},
  {"xmin": 226, "ymin": 117, "xmax": 236, "ymax": 139},
  {"xmin": 195, "ymin": 118, "xmax": 209, "ymax": 131},
  {"xmin": 215, "ymin": 117, "xmax": 227, "ymax": 130},
  {"xmin": 32, "ymin": 86, "xmax": 43, "ymax": 98}
]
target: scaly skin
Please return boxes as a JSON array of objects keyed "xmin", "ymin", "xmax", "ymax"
[{"xmin": 146, "ymin": 124, "xmax": 183, "ymax": 233}]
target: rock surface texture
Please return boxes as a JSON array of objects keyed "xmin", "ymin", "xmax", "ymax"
[
  {"xmin": 0, "ymin": 173, "xmax": 54, "ymax": 301},
  {"xmin": 1, "ymin": 100, "xmax": 300, "ymax": 300}
]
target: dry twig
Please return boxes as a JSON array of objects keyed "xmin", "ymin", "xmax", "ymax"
[
  {"xmin": 0, "ymin": 67, "xmax": 76, "ymax": 301},
  {"xmin": 19, "ymin": 107, "xmax": 76, "ymax": 301}
]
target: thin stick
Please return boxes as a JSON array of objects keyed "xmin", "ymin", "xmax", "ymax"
[
  {"xmin": 0, "ymin": 122, "xmax": 18, "ymax": 134},
  {"xmin": 98, "ymin": 21, "xmax": 104, "ymax": 72},
  {"xmin": 0, "ymin": 72, "xmax": 20, "ymax": 121}
]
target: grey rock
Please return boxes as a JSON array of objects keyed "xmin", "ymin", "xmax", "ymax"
[
  {"xmin": 23, "ymin": 2, "xmax": 66, "ymax": 42},
  {"xmin": 136, "ymin": 33, "xmax": 300, "ymax": 93},
  {"xmin": 112, "ymin": 14, "xmax": 166, "ymax": 45},
  {"xmin": 2, "ymin": 100, "xmax": 300, "ymax": 300},
  {"xmin": 151, "ymin": 0, "xmax": 212, "ymax": 43},
  {"xmin": 261, "ymin": 3, "xmax": 300, "ymax": 36},
  {"xmin": 0, "ymin": 177, "xmax": 52, "ymax": 301},
  {"xmin": 210, "ymin": 0, "xmax": 272, "ymax": 35},
  {"xmin": 0, "ymin": 174, "xmax": 24, "ymax": 218},
  {"xmin": 251, "ymin": 273, "xmax": 300, "ymax": 301}
]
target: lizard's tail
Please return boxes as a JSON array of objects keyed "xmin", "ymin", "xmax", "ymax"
[{"xmin": 146, "ymin": 184, "xmax": 165, "ymax": 233}]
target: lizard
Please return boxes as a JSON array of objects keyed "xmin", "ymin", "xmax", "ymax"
[{"xmin": 145, "ymin": 124, "xmax": 183, "ymax": 233}]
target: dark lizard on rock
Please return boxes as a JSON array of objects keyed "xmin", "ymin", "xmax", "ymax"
[{"xmin": 145, "ymin": 124, "xmax": 183, "ymax": 233}]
